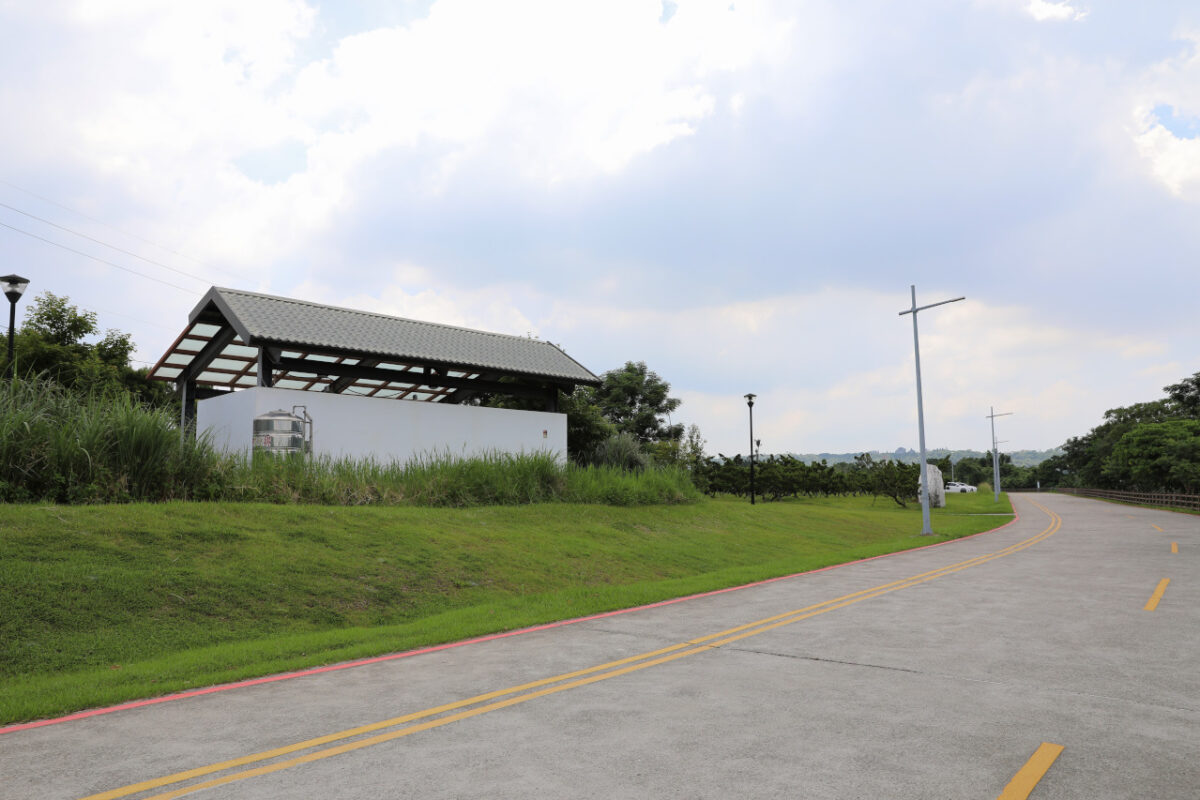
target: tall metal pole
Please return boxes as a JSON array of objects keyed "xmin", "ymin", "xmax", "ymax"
[
  {"xmin": 909, "ymin": 290, "xmax": 931, "ymax": 535},
  {"xmin": 899, "ymin": 286, "xmax": 965, "ymax": 535},
  {"xmin": 745, "ymin": 393, "xmax": 756, "ymax": 505},
  {"xmin": 5, "ymin": 299, "xmax": 15, "ymax": 379},
  {"xmin": 986, "ymin": 407, "xmax": 1013, "ymax": 503}
]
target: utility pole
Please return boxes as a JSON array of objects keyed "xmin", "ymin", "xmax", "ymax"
[
  {"xmin": 745, "ymin": 394, "xmax": 756, "ymax": 505},
  {"xmin": 987, "ymin": 407, "xmax": 1013, "ymax": 503},
  {"xmin": 899, "ymin": 286, "xmax": 965, "ymax": 535}
]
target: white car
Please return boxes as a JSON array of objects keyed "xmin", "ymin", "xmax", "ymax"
[{"xmin": 945, "ymin": 481, "xmax": 977, "ymax": 493}]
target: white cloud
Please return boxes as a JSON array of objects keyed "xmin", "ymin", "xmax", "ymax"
[
  {"xmin": 1131, "ymin": 34, "xmax": 1200, "ymax": 198},
  {"xmin": 287, "ymin": 0, "xmax": 792, "ymax": 184},
  {"xmin": 0, "ymin": 0, "xmax": 795, "ymax": 278},
  {"xmin": 6, "ymin": 0, "xmax": 1200, "ymax": 461},
  {"xmin": 1134, "ymin": 126, "xmax": 1200, "ymax": 197},
  {"xmin": 1025, "ymin": 1, "xmax": 1087, "ymax": 23},
  {"xmin": 338, "ymin": 280, "xmax": 1186, "ymax": 456}
]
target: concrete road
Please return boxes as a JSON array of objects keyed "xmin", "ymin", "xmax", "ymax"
[{"xmin": 2, "ymin": 493, "xmax": 1196, "ymax": 799}]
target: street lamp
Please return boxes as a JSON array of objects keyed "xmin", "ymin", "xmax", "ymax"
[
  {"xmin": 987, "ymin": 407, "xmax": 1013, "ymax": 503},
  {"xmin": 745, "ymin": 393, "xmax": 756, "ymax": 505},
  {"xmin": 2, "ymin": 274, "xmax": 30, "ymax": 380},
  {"xmin": 899, "ymin": 285, "xmax": 965, "ymax": 536}
]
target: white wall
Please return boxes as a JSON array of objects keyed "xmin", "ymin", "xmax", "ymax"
[{"xmin": 197, "ymin": 387, "xmax": 567, "ymax": 464}]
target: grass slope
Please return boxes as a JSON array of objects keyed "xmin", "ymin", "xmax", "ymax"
[{"xmin": 0, "ymin": 492, "xmax": 1012, "ymax": 724}]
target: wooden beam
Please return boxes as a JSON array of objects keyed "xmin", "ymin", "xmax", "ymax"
[
  {"xmin": 273, "ymin": 356, "xmax": 562, "ymax": 398},
  {"xmin": 174, "ymin": 325, "xmax": 238, "ymax": 391},
  {"xmin": 328, "ymin": 358, "xmax": 382, "ymax": 393}
]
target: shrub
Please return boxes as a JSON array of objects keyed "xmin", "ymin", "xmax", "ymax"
[
  {"xmin": 0, "ymin": 376, "xmax": 220, "ymax": 503},
  {"xmin": 584, "ymin": 432, "xmax": 649, "ymax": 471}
]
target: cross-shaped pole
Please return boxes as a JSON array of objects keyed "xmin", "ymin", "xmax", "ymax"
[
  {"xmin": 987, "ymin": 407, "xmax": 1014, "ymax": 502},
  {"xmin": 899, "ymin": 285, "xmax": 965, "ymax": 535}
]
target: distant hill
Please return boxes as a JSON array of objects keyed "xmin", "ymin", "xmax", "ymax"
[{"xmin": 789, "ymin": 448, "xmax": 1063, "ymax": 468}]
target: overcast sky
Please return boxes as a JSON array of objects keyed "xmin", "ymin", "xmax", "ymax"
[{"xmin": 2, "ymin": 0, "xmax": 1198, "ymax": 456}]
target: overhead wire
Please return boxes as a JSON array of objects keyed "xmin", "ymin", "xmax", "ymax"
[
  {"xmin": 0, "ymin": 220, "xmax": 199, "ymax": 294},
  {"xmin": 87, "ymin": 305, "xmax": 178, "ymax": 331},
  {"xmin": 0, "ymin": 178, "xmax": 242, "ymax": 281},
  {"xmin": 0, "ymin": 201, "xmax": 219, "ymax": 286}
]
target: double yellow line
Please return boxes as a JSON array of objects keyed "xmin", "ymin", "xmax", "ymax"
[{"xmin": 85, "ymin": 503, "xmax": 1061, "ymax": 800}]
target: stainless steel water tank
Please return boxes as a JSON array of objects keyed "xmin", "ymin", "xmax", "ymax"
[{"xmin": 252, "ymin": 409, "xmax": 306, "ymax": 456}]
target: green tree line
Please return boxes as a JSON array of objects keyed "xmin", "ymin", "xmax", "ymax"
[{"xmin": 1030, "ymin": 373, "xmax": 1200, "ymax": 493}]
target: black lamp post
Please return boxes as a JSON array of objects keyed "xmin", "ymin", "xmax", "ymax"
[
  {"xmin": 745, "ymin": 393, "xmax": 756, "ymax": 505},
  {"xmin": 2, "ymin": 274, "xmax": 29, "ymax": 380}
]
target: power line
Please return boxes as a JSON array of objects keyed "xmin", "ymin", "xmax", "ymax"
[
  {"xmin": 0, "ymin": 201, "xmax": 219, "ymax": 286},
  {"xmin": 0, "ymin": 178, "xmax": 242, "ymax": 281},
  {"xmin": 0, "ymin": 220, "xmax": 199, "ymax": 294},
  {"xmin": 88, "ymin": 305, "xmax": 178, "ymax": 331}
]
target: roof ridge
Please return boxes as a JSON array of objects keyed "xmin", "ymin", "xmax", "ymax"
[{"xmin": 215, "ymin": 286, "xmax": 555, "ymax": 347}]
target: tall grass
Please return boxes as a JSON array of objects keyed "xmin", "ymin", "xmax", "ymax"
[
  {"xmin": 0, "ymin": 376, "xmax": 219, "ymax": 503},
  {"xmin": 0, "ymin": 376, "xmax": 698, "ymax": 506}
]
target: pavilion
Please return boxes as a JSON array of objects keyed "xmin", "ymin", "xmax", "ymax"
[{"xmin": 148, "ymin": 287, "xmax": 600, "ymax": 462}]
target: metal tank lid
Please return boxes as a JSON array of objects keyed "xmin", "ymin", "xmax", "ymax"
[{"xmin": 257, "ymin": 408, "xmax": 302, "ymax": 418}]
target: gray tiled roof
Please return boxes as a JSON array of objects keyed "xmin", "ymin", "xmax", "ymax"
[{"xmin": 194, "ymin": 287, "xmax": 598, "ymax": 384}]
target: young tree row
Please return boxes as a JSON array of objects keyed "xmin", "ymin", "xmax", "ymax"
[{"xmin": 694, "ymin": 452, "xmax": 920, "ymax": 506}]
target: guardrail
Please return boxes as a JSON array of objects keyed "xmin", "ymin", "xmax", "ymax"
[{"xmin": 1055, "ymin": 487, "xmax": 1200, "ymax": 511}]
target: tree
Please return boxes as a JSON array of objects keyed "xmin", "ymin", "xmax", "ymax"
[
  {"xmin": 852, "ymin": 453, "xmax": 919, "ymax": 507},
  {"xmin": 1060, "ymin": 400, "xmax": 1174, "ymax": 488},
  {"xmin": 932, "ymin": 454, "xmax": 952, "ymax": 476},
  {"xmin": 594, "ymin": 361, "xmax": 683, "ymax": 444},
  {"xmin": 952, "ymin": 456, "xmax": 989, "ymax": 487},
  {"xmin": 22, "ymin": 292, "xmax": 99, "ymax": 346},
  {"xmin": 1164, "ymin": 372, "xmax": 1200, "ymax": 419},
  {"xmin": 1102, "ymin": 420, "xmax": 1200, "ymax": 492},
  {"xmin": 4, "ymin": 291, "xmax": 172, "ymax": 407},
  {"xmin": 559, "ymin": 385, "xmax": 615, "ymax": 460}
]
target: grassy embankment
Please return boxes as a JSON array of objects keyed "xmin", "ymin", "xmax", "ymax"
[{"xmin": 0, "ymin": 491, "xmax": 1012, "ymax": 725}]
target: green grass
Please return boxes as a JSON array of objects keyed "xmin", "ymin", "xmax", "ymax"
[
  {"xmin": 0, "ymin": 491, "xmax": 1012, "ymax": 725},
  {"xmin": 935, "ymin": 489, "xmax": 1019, "ymax": 513}
]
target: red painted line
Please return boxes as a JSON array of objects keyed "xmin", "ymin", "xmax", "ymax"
[{"xmin": 0, "ymin": 507, "xmax": 1020, "ymax": 736}]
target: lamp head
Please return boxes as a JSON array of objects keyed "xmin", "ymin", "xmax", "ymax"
[
  {"xmin": 1, "ymin": 274, "xmax": 29, "ymax": 304},
  {"xmin": 744, "ymin": 392, "xmax": 755, "ymax": 408}
]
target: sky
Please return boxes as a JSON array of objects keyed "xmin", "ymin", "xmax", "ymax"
[{"xmin": 2, "ymin": 0, "xmax": 1198, "ymax": 457}]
